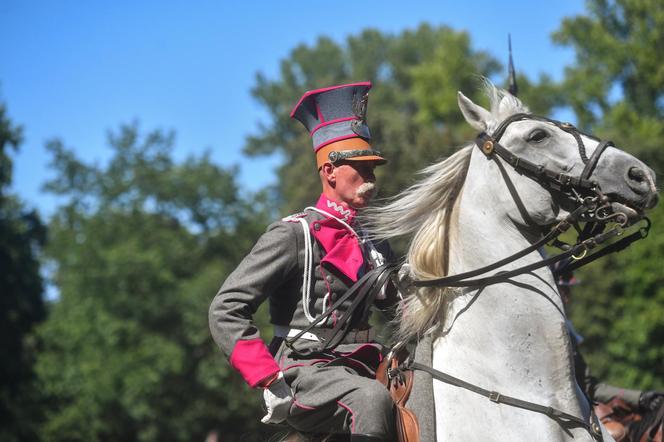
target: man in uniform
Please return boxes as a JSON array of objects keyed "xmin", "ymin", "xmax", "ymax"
[{"xmin": 209, "ymin": 82, "xmax": 398, "ymax": 441}]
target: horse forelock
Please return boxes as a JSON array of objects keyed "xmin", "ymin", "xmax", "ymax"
[{"xmin": 482, "ymin": 80, "xmax": 530, "ymax": 132}]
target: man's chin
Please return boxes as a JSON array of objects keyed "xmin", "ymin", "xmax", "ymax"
[{"xmin": 350, "ymin": 194, "xmax": 374, "ymax": 209}]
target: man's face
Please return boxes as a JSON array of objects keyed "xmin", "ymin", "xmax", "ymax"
[{"xmin": 331, "ymin": 160, "xmax": 377, "ymax": 209}]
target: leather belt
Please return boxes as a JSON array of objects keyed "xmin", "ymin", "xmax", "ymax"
[{"xmin": 275, "ymin": 326, "xmax": 375, "ymax": 344}]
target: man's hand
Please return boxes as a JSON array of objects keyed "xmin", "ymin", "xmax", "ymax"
[
  {"xmin": 639, "ymin": 390, "xmax": 664, "ymax": 412},
  {"xmin": 261, "ymin": 372, "xmax": 293, "ymax": 424}
]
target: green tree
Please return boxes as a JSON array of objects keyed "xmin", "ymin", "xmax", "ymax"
[
  {"xmin": 553, "ymin": 0, "xmax": 664, "ymax": 174},
  {"xmin": 36, "ymin": 124, "xmax": 277, "ymax": 441},
  {"xmin": 0, "ymin": 102, "xmax": 46, "ymax": 441},
  {"xmin": 554, "ymin": 0, "xmax": 664, "ymax": 389}
]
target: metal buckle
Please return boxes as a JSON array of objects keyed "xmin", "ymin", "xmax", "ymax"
[
  {"xmin": 489, "ymin": 391, "xmax": 501, "ymax": 402},
  {"xmin": 590, "ymin": 421, "xmax": 602, "ymax": 437}
]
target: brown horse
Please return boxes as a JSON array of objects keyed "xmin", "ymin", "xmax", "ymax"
[{"xmin": 595, "ymin": 397, "xmax": 663, "ymax": 442}]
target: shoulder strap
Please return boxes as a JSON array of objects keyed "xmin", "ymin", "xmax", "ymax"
[{"xmin": 285, "ymin": 214, "xmax": 317, "ymax": 323}]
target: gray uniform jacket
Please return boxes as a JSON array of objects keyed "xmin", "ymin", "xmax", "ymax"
[{"xmin": 209, "ymin": 207, "xmax": 398, "ymax": 388}]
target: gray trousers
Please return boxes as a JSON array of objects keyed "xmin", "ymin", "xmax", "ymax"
[{"xmin": 275, "ymin": 340, "xmax": 396, "ymax": 439}]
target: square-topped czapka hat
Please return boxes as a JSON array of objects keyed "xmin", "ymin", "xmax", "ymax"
[{"xmin": 290, "ymin": 82, "xmax": 387, "ymax": 169}]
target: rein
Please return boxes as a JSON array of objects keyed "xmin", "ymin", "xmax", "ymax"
[{"xmin": 284, "ymin": 263, "xmax": 398, "ymax": 357}]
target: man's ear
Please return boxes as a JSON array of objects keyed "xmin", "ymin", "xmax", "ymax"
[{"xmin": 321, "ymin": 162, "xmax": 336, "ymax": 185}]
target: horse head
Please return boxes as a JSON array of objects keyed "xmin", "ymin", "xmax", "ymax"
[
  {"xmin": 457, "ymin": 88, "xmax": 658, "ymax": 230},
  {"xmin": 367, "ymin": 81, "xmax": 659, "ymax": 347}
]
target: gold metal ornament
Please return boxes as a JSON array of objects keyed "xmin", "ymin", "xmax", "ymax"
[{"xmin": 482, "ymin": 140, "xmax": 494, "ymax": 155}]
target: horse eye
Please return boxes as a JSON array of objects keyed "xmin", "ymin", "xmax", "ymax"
[{"xmin": 528, "ymin": 129, "xmax": 548, "ymax": 143}]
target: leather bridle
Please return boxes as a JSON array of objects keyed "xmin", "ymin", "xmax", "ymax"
[
  {"xmin": 409, "ymin": 112, "xmax": 650, "ymax": 289},
  {"xmin": 477, "ymin": 113, "xmax": 613, "ymax": 227}
]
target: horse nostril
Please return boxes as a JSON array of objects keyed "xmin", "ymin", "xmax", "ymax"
[
  {"xmin": 626, "ymin": 166, "xmax": 651, "ymax": 196},
  {"xmin": 628, "ymin": 167, "xmax": 646, "ymax": 183}
]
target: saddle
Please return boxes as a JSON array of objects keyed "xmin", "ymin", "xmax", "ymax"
[
  {"xmin": 594, "ymin": 397, "xmax": 663, "ymax": 442},
  {"xmin": 376, "ymin": 350, "xmax": 420, "ymax": 442}
]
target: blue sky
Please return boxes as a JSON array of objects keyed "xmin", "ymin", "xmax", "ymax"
[{"xmin": 1, "ymin": 0, "xmax": 585, "ymax": 217}]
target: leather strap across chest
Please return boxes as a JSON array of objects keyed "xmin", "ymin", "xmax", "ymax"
[{"xmin": 404, "ymin": 361, "xmax": 604, "ymax": 440}]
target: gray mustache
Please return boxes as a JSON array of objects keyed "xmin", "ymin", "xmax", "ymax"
[{"xmin": 357, "ymin": 182, "xmax": 377, "ymax": 198}]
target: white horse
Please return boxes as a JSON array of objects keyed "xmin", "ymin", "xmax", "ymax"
[{"xmin": 367, "ymin": 83, "xmax": 658, "ymax": 441}]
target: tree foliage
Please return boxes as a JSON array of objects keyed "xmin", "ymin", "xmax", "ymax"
[
  {"xmin": 553, "ymin": 0, "xmax": 664, "ymax": 174},
  {"xmin": 36, "ymin": 125, "xmax": 277, "ymax": 441},
  {"xmin": 569, "ymin": 203, "xmax": 664, "ymax": 390},
  {"xmin": 554, "ymin": 0, "xmax": 664, "ymax": 389},
  {"xmin": 6, "ymin": 3, "xmax": 662, "ymax": 440},
  {"xmin": 0, "ymin": 102, "xmax": 46, "ymax": 441}
]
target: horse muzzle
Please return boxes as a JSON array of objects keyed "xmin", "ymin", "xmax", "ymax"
[{"xmin": 592, "ymin": 149, "xmax": 658, "ymax": 220}]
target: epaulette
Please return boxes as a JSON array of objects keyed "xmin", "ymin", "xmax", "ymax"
[{"xmin": 281, "ymin": 212, "xmax": 308, "ymax": 222}]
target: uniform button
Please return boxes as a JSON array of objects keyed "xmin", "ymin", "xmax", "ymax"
[
  {"xmin": 313, "ymin": 223, "xmax": 321, "ymax": 231},
  {"xmin": 326, "ymin": 275, "xmax": 333, "ymax": 283}
]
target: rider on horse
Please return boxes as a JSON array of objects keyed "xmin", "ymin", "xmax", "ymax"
[{"xmin": 209, "ymin": 82, "xmax": 399, "ymax": 441}]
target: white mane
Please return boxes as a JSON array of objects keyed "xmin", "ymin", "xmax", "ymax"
[{"xmin": 365, "ymin": 82, "xmax": 530, "ymax": 340}]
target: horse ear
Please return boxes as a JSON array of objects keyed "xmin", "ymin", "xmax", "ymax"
[{"xmin": 457, "ymin": 92, "xmax": 492, "ymax": 132}]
